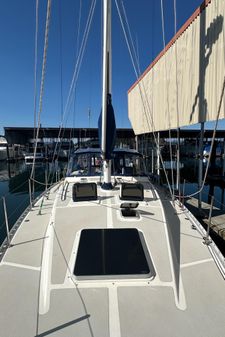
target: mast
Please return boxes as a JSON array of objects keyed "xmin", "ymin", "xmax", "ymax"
[{"xmin": 101, "ymin": 0, "xmax": 113, "ymax": 189}]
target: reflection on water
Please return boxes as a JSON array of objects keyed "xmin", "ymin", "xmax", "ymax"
[
  {"xmin": 161, "ymin": 161, "xmax": 184, "ymax": 170},
  {"xmin": 146, "ymin": 157, "xmax": 225, "ymax": 209},
  {"xmin": 0, "ymin": 160, "xmax": 67, "ymax": 245}
]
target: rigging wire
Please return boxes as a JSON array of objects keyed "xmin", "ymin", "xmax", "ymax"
[
  {"xmin": 172, "ymin": 1, "xmax": 225, "ymax": 199},
  {"xmin": 150, "ymin": 1, "xmax": 155, "ymax": 175},
  {"xmin": 46, "ymin": 0, "xmax": 96, "ymax": 186},
  {"xmin": 120, "ymin": 0, "xmax": 149, "ymax": 155},
  {"xmin": 71, "ymin": 0, "xmax": 82, "ymax": 144},
  {"xmin": 37, "ymin": 0, "xmax": 95, "ymax": 188},
  {"xmin": 69, "ymin": 0, "xmax": 83, "ymax": 151},
  {"xmin": 163, "ymin": 1, "xmax": 225, "ymax": 200},
  {"xmin": 32, "ymin": 0, "xmax": 39, "ymax": 195},
  {"xmin": 59, "ymin": 0, "xmax": 64, "ymax": 126},
  {"xmin": 181, "ymin": 76, "xmax": 225, "ymax": 199},
  {"xmin": 33, "ymin": 0, "xmax": 39, "ymax": 141},
  {"xmin": 115, "ymin": 0, "xmax": 225, "ymax": 203},
  {"xmin": 115, "ymin": 0, "xmax": 173, "ymax": 198},
  {"xmin": 30, "ymin": 0, "xmax": 52, "ymax": 181},
  {"xmin": 47, "ymin": 0, "xmax": 66, "ymax": 176},
  {"xmin": 120, "ymin": 1, "xmax": 141, "ymax": 75},
  {"xmin": 61, "ymin": 0, "xmax": 96, "ymax": 126},
  {"xmin": 173, "ymin": 0, "xmax": 181, "ymax": 196},
  {"xmin": 160, "ymin": 0, "xmax": 175, "ymax": 197}
]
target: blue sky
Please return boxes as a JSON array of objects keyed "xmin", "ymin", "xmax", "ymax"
[{"xmin": 0, "ymin": 0, "xmax": 223, "ymax": 134}]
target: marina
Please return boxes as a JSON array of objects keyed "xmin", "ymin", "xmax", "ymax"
[
  {"xmin": 1, "ymin": 0, "xmax": 225, "ymax": 336},
  {"xmin": 2, "ymin": 126, "xmax": 225, "ymax": 162}
]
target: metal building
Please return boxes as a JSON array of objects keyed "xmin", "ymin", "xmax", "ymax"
[{"xmin": 128, "ymin": 0, "xmax": 225, "ymax": 134}]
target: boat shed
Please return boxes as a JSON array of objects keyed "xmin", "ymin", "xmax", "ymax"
[
  {"xmin": 128, "ymin": 0, "xmax": 225, "ymax": 135},
  {"xmin": 4, "ymin": 127, "xmax": 135, "ymax": 148}
]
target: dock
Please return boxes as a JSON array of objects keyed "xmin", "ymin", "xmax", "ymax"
[{"xmin": 185, "ymin": 198, "xmax": 225, "ymax": 250}]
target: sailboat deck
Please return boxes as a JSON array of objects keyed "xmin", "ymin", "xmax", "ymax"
[{"xmin": 0, "ymin": 177, "xmax": 225, "ymax": 337}]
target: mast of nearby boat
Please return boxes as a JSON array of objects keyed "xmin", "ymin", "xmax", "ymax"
[{"xmin": 101, "ymin": 0, "xmax": 114, "ymax": 189}]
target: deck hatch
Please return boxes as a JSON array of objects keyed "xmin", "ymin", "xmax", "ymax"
[
  {"xmin": 72, "ymin": 183, "xmax": 97, "ymax": 202},
  {"xmin": 120, "ymin": 202, "xmax": 140, "ymax": 218},
  {"xmin": 74, "ymin": 228, "xmax": 153, "ymax": 279}
]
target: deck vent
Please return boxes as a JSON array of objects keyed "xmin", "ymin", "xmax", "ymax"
[
  {"xmin": 120, "ymin": 183, "xmax": 144, "ymax": 201},
  {"xmin": 74, "ymin": 228, "xmax": 154, "ymax": 279},
  {"xmin": 72, "ymin": 182, "xmax": 97, "ymax": 202},
  {"xmin": 120, "ymin": 202, "xmax": 139, "ymax": 217}
]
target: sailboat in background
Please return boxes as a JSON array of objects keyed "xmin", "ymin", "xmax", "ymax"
[
  {"xmin": 0, "ymin": 136, "xmax": 8, "ymax": 161},
  {"xmin": 0, "ymin": 1, "xmax": 225, "ymax": 336}
]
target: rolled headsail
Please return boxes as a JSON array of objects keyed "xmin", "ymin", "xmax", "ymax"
[{"xmin": 98, "ymin": 93, "xmax": 116, "ymax": 160}]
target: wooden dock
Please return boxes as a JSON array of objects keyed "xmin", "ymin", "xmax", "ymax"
[{"xmin": 185, "ymin": 198, "xmax": 225, "ymax": 241}]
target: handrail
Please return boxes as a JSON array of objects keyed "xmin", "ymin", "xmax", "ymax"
[{"xmin": 61, "ymin": 181, "xmax": 69, "ymax": 201}]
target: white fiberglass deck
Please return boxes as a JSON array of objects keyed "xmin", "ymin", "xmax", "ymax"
[{"xmin": 0, "ymin": 176, "xmax": 225, "ymax": 337}]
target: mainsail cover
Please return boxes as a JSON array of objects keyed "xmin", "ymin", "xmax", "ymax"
[{"xmin": 98, "ymin": 93, "xmax": 116, "ymax": 160}]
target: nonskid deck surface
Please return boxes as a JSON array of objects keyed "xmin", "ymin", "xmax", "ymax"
[{"xmin": 0, "ymin": 177, "xmax": 225, "ymax": 337}]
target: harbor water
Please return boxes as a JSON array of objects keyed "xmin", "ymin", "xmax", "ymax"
[{"xmin": 0, "ymin": 160, "xmax": 66, "ymax": 246}]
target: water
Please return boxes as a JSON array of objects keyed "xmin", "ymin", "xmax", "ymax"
[
  {"xmin": 0, "ymin": 160, "xmax": 67, "ymax": 246},
  {"xmin": 162, "ymin": 157, "xmax": 225, "ymax": 209},
  {"xmin": 159, "ymin": 157, "xmax": 225, "ymax": 256}
]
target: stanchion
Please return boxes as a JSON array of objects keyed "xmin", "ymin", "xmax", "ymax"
[
  {"xmin": 203, "ymin": 196, "xmax": 214, "ymax": 245},
  {"xmin": 2, "ymin": 197, "xmax": 10, "ymax": 246},
  {"xmin": 29, "ymin": 179, "xmax": 32, "ymax": 209},
  {"xmin": 182, "ymin": 179, "xmax": 186, "ymax": 210}
]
